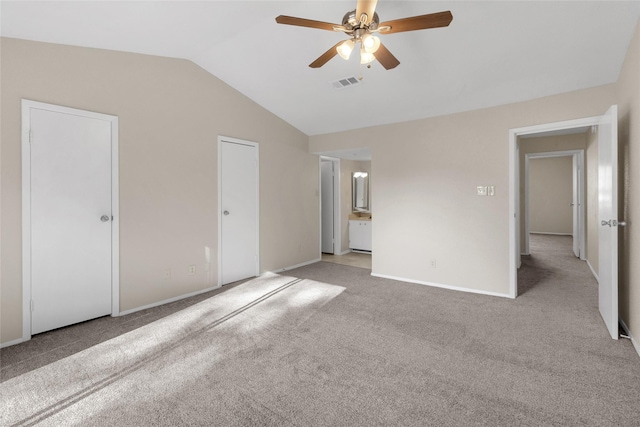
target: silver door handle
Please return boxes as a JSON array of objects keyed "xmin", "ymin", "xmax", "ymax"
[
  {"xmin": 100, "ymin": 215, "xmax": 110, "ymax": 222},
  {"xmin": 223, "ymin": 210, "xmax": 230, "ymax": 216},
  {"xmin": 602, "ymin": 219, "xmax": 627, "ymax": 227}
]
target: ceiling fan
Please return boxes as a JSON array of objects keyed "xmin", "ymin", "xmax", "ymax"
[{"xmin": 275, "ymin": 0, "xmax": 452, "ymax": 70}]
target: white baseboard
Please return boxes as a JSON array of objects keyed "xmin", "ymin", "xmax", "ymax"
[
  {"xmin": 338, "ymin": 249, "xmax": 352, "ymax": 255},
  {"xmin": 530, "ymin": 232, "xmax": 573, "ymax": 236},
  {"xmin": 370, "ymin": 273, "xmax": 511, "ymax": 299},
  {"xmin": 0, "ymin": 337, "xmax": 27, "ymax": 349},
  {"xmin": 619, "ymin": 317, "xmax": 640, "ymax": 359},
  {"xmin": 273, "ymin": 258, "xmax": 321, "ymax": 273},
  {"xmin": 117, "ymin": 285, "xmax": 220, "ymax": 317},
  {"xmin": 586, "ymin": 260, "xmax": 599, "ymax": 283}
]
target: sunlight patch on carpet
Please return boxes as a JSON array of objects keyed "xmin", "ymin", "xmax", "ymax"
[{"xmin": 0, "ymin": 273, "xmax": 344, "ymax": 426}]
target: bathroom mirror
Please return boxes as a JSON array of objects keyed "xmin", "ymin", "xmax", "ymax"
[{"xmin": 352, "ymin": 172, "xmax": 370, "ymax": 212}]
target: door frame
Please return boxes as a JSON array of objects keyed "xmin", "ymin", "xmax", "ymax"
[
  {"xmin": 21, "ymin": 99, "xmax": 120, "ymax": 342},
  {"xmin": 319, "ymin": 156, "xmax": 341, "ymax": 256},
  {"xmin": 523, "ymin": 150, "xmax": 585, "ymax": 259},
  {"xmin": 509, "ymin": 115, "xmax": 601, "ymax": 298},
  {"xmin": 217, "ymin": 136, "xmax": 260, "ymax": 287}
]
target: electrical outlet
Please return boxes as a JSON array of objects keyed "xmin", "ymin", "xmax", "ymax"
[
  {"xmin": 477, "ymin": 186, "xmax": 488, "ymax": 196},
  {"xmin": 430, "ymin": 259, "xmax": 436, "ymax": 268},
  {"xmin": 188, "ymin": 265, "xmax": 196, "ymax": 276},
  {"xmin": 488, "ymin": 186, "xmax": 495, "ymax": 196},
  {"xmin": 163, "ymin": 269, "xmax": 171, "ymax": 279}
]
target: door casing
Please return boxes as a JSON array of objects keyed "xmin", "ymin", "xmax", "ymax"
[
  {"xmin": 21, "ymin": 99, "xmax": 120, "ymax": 343},
  {"xmin": 509, "ymin": 115, "xmax": 602, "ymax": 298},
  {"xmin": 319, "ymin": 156, "xmax": 341, "ymax": 256}
]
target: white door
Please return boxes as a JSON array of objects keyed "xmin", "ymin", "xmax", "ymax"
[
  {"xmin": 29, "ymin": 107, "xmax": 113, "ymax": 334},
  {"xmin": 219, "ymin": 139, "xmax": 258, "ymax": 285},
  {"xmin": 572, "ymin": 155, "xmax": 580, "ymax": 257},
  {"xmin": 321, "ymin": 160, "xmax": 334, "ymax": 254},
  {"xmin": 598, "ymin": 105, "xmax": 619, "ymax": 340}
]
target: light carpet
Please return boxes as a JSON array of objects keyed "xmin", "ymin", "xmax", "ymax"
[
  {"xmin": 1, "ymin": 273, "xmax": 345, "ymax": 426},
  {"xmin": 2, "ymin": 235, "xmax": 640, "ymax": 426}
]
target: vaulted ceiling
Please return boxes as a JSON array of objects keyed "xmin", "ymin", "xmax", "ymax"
[{"xmin": 2, "ymin": 1, "xmax": 639, "ymax": 136}]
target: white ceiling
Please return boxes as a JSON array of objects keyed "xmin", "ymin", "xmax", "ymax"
[{"xmin": 2, "ymin": 1, "xmax": 639, "ymax": 136}]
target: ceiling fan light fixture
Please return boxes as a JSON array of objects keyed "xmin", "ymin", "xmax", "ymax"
[
  {"xmin": 337, "ymin": 39, "xmax": 355, "ymax": 60},
  {"xmin": 362, "ymin": 33, "xmax": 380, "ymax": 53},
  {"xmin": 360, "ymin": 49, "xmax": 375, "ymax": 65}
]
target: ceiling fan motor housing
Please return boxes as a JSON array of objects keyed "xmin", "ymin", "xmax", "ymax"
[{"xmin": 342, "ymin": 10, "xmax": 379, "ymax": 31}]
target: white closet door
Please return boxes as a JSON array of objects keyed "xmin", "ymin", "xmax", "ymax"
[
  {"xmin": 30, "ymin": 107, "xmax": 113, "ymax": 334},
  {"xmin": 220, "ymin": 139, "xmax": 258, "ymax": 285}
]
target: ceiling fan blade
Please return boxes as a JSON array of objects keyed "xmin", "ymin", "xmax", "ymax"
[
  {"xmin": 379, "ymin": 11, "xmax": 453, "ymax": 34},
  {"xmin": 309, "ymin": 41, "xmax": 344, "ymax": 68},
  {"xmin": 276, "ymin": 15, "xmax": 339, "ymax": 31},
  {"xmin": 375, "ymin": 43, "xmax": 400, "ymax": 70},
  {"xmin": 356, "ymin": 0, "xmax": 378, "ymax": 25}
]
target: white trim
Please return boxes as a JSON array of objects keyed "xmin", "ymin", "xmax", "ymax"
[
  {"xmin": 319, "ymin": 156, "xmax": 341, "ymax": 256},
  {"xmin": 508, "ymin": 129, "xmax": 519, "ymax": 296},
  {"xmin": 524, "ymin": 150, "xmax": 585, "ymax": 259},
  {"xmin": 21, "ymin": 100, "xmax": 119, "ymax": 343},
  {"xmin": 339, "ymin": 249, "xmax": 353, "ymax": 255},
  {"xmin": 529, "ymin": 231, "xmax": 574, "ymax": 236},
  {"xmin": 272, "ymin": 258, "xmax": 321, "ymax": 273},
  {"xmin": 217, "ymin": 136, "xmax": 260, "ymax": 287},
  {"xmin": 111, "ymin": 116, "xmax": 120, "ymax": 315},
  {"xmin": 509, "ymin": 115, "xmax": 601, "ymax": 298},
  {"xmin": 587, "ymin": 260, "xmax": 599, "ymax": 283},
  {"xmin": 619, "ymin": 317, "xmax": 640, "ymax": 359},
  {"xmin": 0, "ymin": 337, "xmax": 27, "ymax": 349},
  {"xmin": 117, "ymin": 285, "xmax": 219, "ymax": 317},
  {"xmin": 351, "ymin": 249, "xmax": 372, "ymax": 254},
  {"xmin": 371, "ymin": 273, "xmax": 512, "ymax": 299}
]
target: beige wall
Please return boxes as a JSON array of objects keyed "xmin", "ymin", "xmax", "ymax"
[
  {"xmin": 0, "ymin": 38, "xmax": 319, "ymax": 345},
  {"xmin": 311, "ymin": 85, "xmax": 617, "ymax": 296},
  {"xmin": 616, "ymin": 18, "xmax": 640, "ymax": 348},
  {"xmin": 528, "ymin": 156, "xmax": 573, "ymax": 234}
]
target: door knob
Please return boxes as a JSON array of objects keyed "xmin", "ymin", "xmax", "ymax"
[
  {"xmin": 223, "ymin": 210, "xmax": 230, "ymax": 216},
  {"xmin": 602, "ymin": 219, "xmax": 627, "ymax": 227},
  {"xmin": 100, "ymin": 215, "xmax": 110, "ymax": 222}
]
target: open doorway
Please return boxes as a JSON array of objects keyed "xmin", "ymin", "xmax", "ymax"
[
  {"xmin": 523, "ymin": 150, "xmax": 585, "ymax": 260},
  {"xmin": 509, "ymin": 106, "xmax": 621, "ymax": 340},
  {"xmin": 314, "ymin": 148, "xmax": 373, "ymax": 269}
]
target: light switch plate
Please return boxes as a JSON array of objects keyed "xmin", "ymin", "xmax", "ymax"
[
  {"xmin": 488, "ymin": 186, "xmax": 495, "ymax": 196},
  {"xmin": 477, "ymin": 186, "xmax": 488, "ymax": 196}
]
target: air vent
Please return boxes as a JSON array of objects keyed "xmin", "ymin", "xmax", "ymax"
[{"xmin": 330, "ymin": 76, "xmax": 362, "ymax": 90}]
